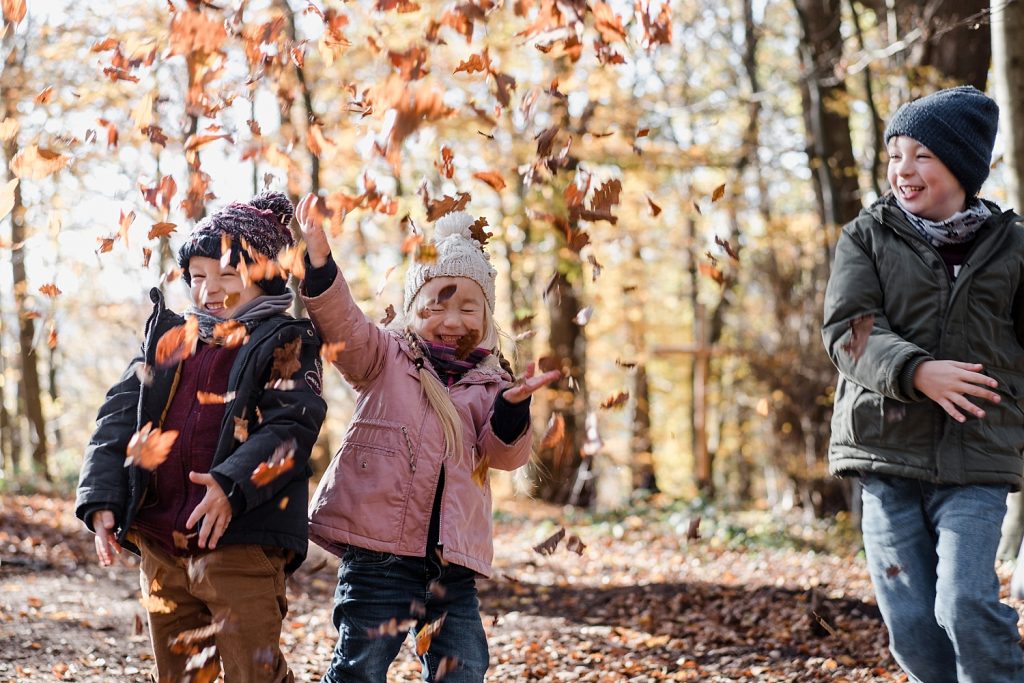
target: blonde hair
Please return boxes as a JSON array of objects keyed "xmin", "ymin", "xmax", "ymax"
[{"xmin": 399, "ymin": 286, "xmax": 503, "ymax": 483}]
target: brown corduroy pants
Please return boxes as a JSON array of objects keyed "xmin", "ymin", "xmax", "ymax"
[{"xmin": 131, "ymin": 533, "xmax": 293, "ymax": 683}]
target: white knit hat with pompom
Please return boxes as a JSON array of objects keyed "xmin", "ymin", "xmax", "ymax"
[{"xmin": 403, "ymin": 211, "xmax": 497, "ymax": 314}]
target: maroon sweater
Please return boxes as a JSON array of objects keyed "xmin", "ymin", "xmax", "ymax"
[{"xmin": 132, "ymin": 342, "xmax": 240, "ymax": 556}]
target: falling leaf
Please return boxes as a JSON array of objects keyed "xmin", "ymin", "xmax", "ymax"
[
  {"xmin": 125, "ymin": 422, "xmax": 179, "ymax": 471},
  {"xmin": 686, "ymin": 516, "xmax": 701, "ymax": 541},
  {"xmin": 646, "ymin": 195, "xmax": 661, "ymax": 217},
  {"xmin": 269, "ymin": 337, "xmax": 302, "ymax": 382},
  {"xmin": 415, "ymin": 613, "xmax": 447, "ymax": 656},
  {"xmin": 117, "ymin": 209, "xmax": 136, "ymax": 247},
  {"xmin": 139, "ymin": 594, "xmax": 176, "ymax": 614},
  {"xmin": 698, "ymin": 262, "xmax": 724, "ymax": 286},
  {"xmin": 155, "ymin": 318, "xmax": 200, "ymax": 368},
  {"xmin": 148, "ymin": 222, "xmax": 177, "ymax": 240},
  {"xmin": 380, "ymin": 304, "xmax": 397, "ymax": 326},
  {"xmin": 368, "ymin": 617, "xmax": 418, "ymax": 638},
  {"xmin": 600, "ymin": 390, "xmax": 629, "ymax": 410},
  {"xmin": 212, "ymin": 320, "xmax": 248, "ymax": 348},
  {"xmin": 2, "ymin": 0, "xmax": 27, "ymax": 25},
  {"xmin": 47, "ymin": 323, "xmax": 57, "ymax": 349},
  {"xmin": 9, "ymin": 146, "xmax": 70, "ymax": 180},
  {"xmin": 426, "ymin": 192, "xmax": 471, "ymax": 222},
  {"xmin": 435, "ymin": 146, "xmax": 454, "ymax": 178},
  {"xmin": 472, "ymin": 170, "xmax": 506, "ymax": 191},
  {"xmin": 233, "ymin": 416, "xmax": 249, "ymax": 442},
  {"xmin": 196, "ymin": 391, "xmax": 235, "ymax": 405},
  {"xmin": 34, "ymin": 86, "xmax": 54, "ymax": 105},
  {"xmin": 455, "ymin": 331, "xmax": 480, "ymax": 360},
  {"xmin": 711, "ymin": 183, "xmax": 726, "ymax": 202},
  {"xmin": 588, "ymin": 253, "xmax": 603, "ymax": 282},
  {"xmin": 435, "ymin": 656, "xmax": 460, "ymax": 680},
  {"xmin": 573, "ymin": 306, "xmax": 593, "ymax": 326},
  {"xmin": 885, "ymin": 564, "xmax": 901, "ymax": 578},
  {"xmin": 841, "ymin": 315, "xmax": 874, "ymax": 362},
  {"xmin": 168, "ymin": 620, "xmax": 225, "ymax": 654},
  {"xmin": 539, "ymin": 413, "xmax": 565, "ymax": 449},
  {"xmin": 320, "ymin": 341, "xmax": 347, "ymax": 363},
  {"xmin": 715, "ymin": 235, "xmax": 739, "ymax": 261},
  {"xmin": 466, "ymin": 217, "xmax": 492, "ymax": 246},
  {"xmin": 566, "ymin": 534, "xmax": 586, "ymax": 555},
  {"xmin": 533, "ymin": 527, "xmax": 565, "ymax": 555},
  {"xmin": 0, "ymin": 118, "xmax": 19, "ymax": 141},
  {"xmin": 38, "ymin": 283, "xmax": 61, "ymax": 298},
  {"xmin": 454, "ymin": 51, "xmax": 490, "ymax": 74},
  {"xmin": 250, "ymin": 439, "xmax": 297, "ymax": 487},
  {"xmin": 172, "ymin": 531, "xmax": 194, "ymax": 550}
]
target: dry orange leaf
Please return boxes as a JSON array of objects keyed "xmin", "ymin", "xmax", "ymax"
[
  {"xmin": 34, "ymin": 86, "xmax": 54, "ymax": 105},
  {"xmin": 270, "ymin": 337, "xmax": 302, "ymax": 382},
  {"xmin": 320, "ymin": 341, "xmax": 347, "ymax": 364},
  {"xmin": 233, "ymin": 416, "xmax": 249, "ymax": 443},
  {"xmin": 250, "ymin": 440, "xmax": 296, "ymax": 487},
  {"xmin": 9, "ymin": 145, "xmax": 70, "ymax": 180},
  {"xmin": 46, "ymin": 323, "xmax": 57, "ymax": 350},
  {"xmin": 2, "ymin": 0, "xmax": 27, "ymax": 25},
  {"xmin": 118, "ymin": 209, "xmax": 136, "ymax": 247},
  {"xmin": 0, "ymin": 118, "xmax": 18, "ymax": 141},
  {"xmin": 600, "ymin": 390, "xmax": 629, "ymax": 410},
  {"xmin": 38, "ymin": 283, "xmax": 61, "ymax": 297},
  {"xmin": 139, "ymin": 594, "xmax": 176, "ymax": 614},
  {"xmin": 415, "ymin": 613, "xmax": 447, "ymax": 656},
  {"xmin": 196, "ymin": 391, "xmax": 235, "ymax": 405},
  {"xmin": 533, "ymin": 527, "xmax": 565, "ymax": 555},
  {"xmin": 212, "ymin": 319, "xmax": 248, "ymax": 348},
  {"xmin": 472, "ymin": 171, "xmax": 506, "ymax": 191},
  {"xmin": 125, "ymin": 422, "xmax": 179, "ymax": 471},
  {"xmin": 148, "ymin": 222, "xmax": 177, "ymax": 240},
  {"xmin": 711, "ymin": 183, "xmax": 726, "ymax": 202},
  {"xmin": 155, "ymin": 318, "xmax": 199, "ymax": 368},
  {"xmin": 539, "ymin": 412, "xmax": 565, "ymax": 450}
]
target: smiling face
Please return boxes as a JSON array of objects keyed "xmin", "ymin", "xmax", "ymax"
[
  {"xmin": 886, "ymin": 135, "xmax": 967, "ymax": 222},
  {"xmin": 188, "ymin": 256, "xmax": 263, "ymax": 318},
  {"xmin": 410, "ymin": 276, "xmax": 487, "ymax": 347}
]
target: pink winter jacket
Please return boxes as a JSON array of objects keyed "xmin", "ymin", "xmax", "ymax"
[{"xmin": 302, "ymin": 273, "xmax": 532, "ymax": 577}]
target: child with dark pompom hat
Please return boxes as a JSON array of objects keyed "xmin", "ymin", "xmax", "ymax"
[{"xmin": 77, "ymin": 191, "xmax": 328, "ymax": 682}]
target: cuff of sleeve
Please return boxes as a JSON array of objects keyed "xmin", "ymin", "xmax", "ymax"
[
  {"xmin": 301, "ymin": 253, "xmax": 338, "ymax": 298},
  {"xmin": 898, "ymin": 355, "xmax": 931, "ymax": 401},
  {"xmin": 491, "ymin": 392, "xmax": 531, "ymax": 444},
  {"xmin": 211, "ymin": 472, "xmax": 246, "ymax": 516}
]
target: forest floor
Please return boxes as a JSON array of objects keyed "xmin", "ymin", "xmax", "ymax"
[{"xmin": 3, "ymin": 492, "xmax": 1020, "ymax": 682}]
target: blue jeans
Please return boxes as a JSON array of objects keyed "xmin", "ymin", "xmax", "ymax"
[
  {"xmin": 321, "ymin": 547, "xmax": 488, "ymax": 683},
  {"xmin": 861, "ymin": 475, "xmax": 1024, "ymax": 682}
]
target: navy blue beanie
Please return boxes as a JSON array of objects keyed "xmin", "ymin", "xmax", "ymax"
[
  {"xmin": 884, "ymin": 86, "xmax": 999, "ymax": 198},
  {"xmin": 178, "ymin": 191, "xmax": 295, "ymax": 296}
]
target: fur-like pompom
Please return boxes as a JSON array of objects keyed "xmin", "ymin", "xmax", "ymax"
[
  {"xmin": 249, "ymin": 191, "xmax": 294, "ymax": 227},
  {"xmin": 434, "ymin": 211, "xmax": 475, "ymax": 240}
]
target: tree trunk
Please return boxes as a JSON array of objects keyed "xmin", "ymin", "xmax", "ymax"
[
  {"xmin": 0, "ymin": 281, "xmax": 13, "ymax": 474},
  {"xmin": 2, "ymin": 39, "xmax": 48, "ymax": 481},
  {"xmin": 900, "ymin": 0, "xmax": 992, "ymax": 91},
  {"xmin": 625, "ymin": 243, "xmax": 655, "ymax": 495},
  {"xmin": 992, "ymin": 0, "xmax": 1024, "ymax": 561}
]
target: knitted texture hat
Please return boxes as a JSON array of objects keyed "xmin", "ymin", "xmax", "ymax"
[
  {"xmin": 404, "ymin": 211, "xmax": 497, "ymax": 314},
  {"xmin": 178, "ymin": 191, "xmax": 295, "ymax": 295},
  {"xmin": 884, "ymin": 85, "xmax": 999, "ymax": 197}
]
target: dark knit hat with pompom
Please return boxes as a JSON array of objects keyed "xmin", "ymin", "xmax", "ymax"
[{"xmin": 178, "ymin": 191, "xmax": 295, "ymax": 295}]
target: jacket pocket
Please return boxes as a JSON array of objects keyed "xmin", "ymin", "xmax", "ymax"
[
  {"xmin": 969, "ymin": 366, "xmax": 1024, "ymax": 459},
  {"xmin": 328, "ymin": 418, "xmax": 415, "ymax": 544},
  {"xmin": 848, "ymin": 387, "xmax": 931, "ymax": 452}
]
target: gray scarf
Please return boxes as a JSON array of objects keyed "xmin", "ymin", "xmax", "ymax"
[
  {"xmin": 896, "ymin": 198, "xmax": 992, "ymax": 247},
  {"xmin": 185, "ymin": 292, "xmax": 294, "ymax": 343}
]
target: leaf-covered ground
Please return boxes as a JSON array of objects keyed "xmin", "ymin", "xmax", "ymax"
[{"xmin": 3, "ymin": 493, "xmax": 1021, "ymax": 682}]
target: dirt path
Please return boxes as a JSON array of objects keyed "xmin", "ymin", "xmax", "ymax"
[{"xmin": 1, "ymin": 494, "xmax": 974, "ymax": 681}]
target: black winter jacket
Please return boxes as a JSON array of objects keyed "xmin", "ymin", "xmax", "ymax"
[{"xmin": 76, "ymin": 289, "xmax": 327, "ymax": 572}]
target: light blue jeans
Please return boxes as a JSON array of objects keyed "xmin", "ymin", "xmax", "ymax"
[
  {"xmin": 861, "ymin": 475, "xmax": 1024, "ymax": 682},
  {"xmin": 321, "ymin": 546, "xmax": 488, "ymax": 683}
]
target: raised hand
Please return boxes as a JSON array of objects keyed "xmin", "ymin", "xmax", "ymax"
[
  {"xmin": 185, "ymin": 472, "xmax": 232, "ymax": 550},
  {"xmin": 295, "ymin": 192, "xmax": 332, "ymax": 268},
  {"xmin": 913, "ymin": 360, "xmax": 1000, "ymax": 423},
  {"xmin": 503, "ymin": 362, "xmax": 562, "ymax": 404},
  {"xmin": 91, "ymin": 509, "xmax": 122, "ymax": 566}
]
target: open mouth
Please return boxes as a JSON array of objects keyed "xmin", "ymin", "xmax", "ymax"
[
  {"xmin": 439, "ymin": 335, "xmax": 462, "ymax": 346},
  {"xmin": 899, "ymin": 185, "xmax": 924, "ymax": 198},
  {"xmin": 204, "ymin": 302, "xmax": 226, "ymax": 314}
]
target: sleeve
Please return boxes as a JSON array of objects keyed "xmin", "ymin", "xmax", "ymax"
[
  {"xmin": 301, "ymin": 264, "xmax": 395, "ymax": 386},
  {"xmin": 75, "ymin": 354, "xmax": 144, "ymax": 531},
  {"xmin": 490, "ymin": 392, "xmax": 531, "ymax": 444},
  {"xmin": 821, "ymin": 228, "xmax": 931, "ymax": 402},
  {"xmin": 301, "ymin": 252, "xmax": 338, "ymax": 298},
  {"xmin": 476, "ymin": 383, "xmax": 533, "ymax": 471},
  {"xmin": 208, "ymin": 327, "xmax": 328, "ymax": 514}
]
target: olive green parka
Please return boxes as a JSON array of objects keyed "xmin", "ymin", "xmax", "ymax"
[{"xmin": 823, "ymin": 195, "xmax": 1024, "ymax": 489}]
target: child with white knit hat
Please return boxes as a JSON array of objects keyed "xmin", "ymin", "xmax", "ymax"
[{"xmin": 295, "ymin": 196, "xmax": 560, "ymax": 683}]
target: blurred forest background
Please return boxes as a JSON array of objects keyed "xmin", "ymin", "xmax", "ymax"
[{"xmin": 2, "ymin": 0, "xmax": 1023, "ymax": 519}]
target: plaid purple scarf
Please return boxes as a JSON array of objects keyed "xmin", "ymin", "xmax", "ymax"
[{"xmin": 421, "ymin": 340, "xmax": 491, "ymax": 387}]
